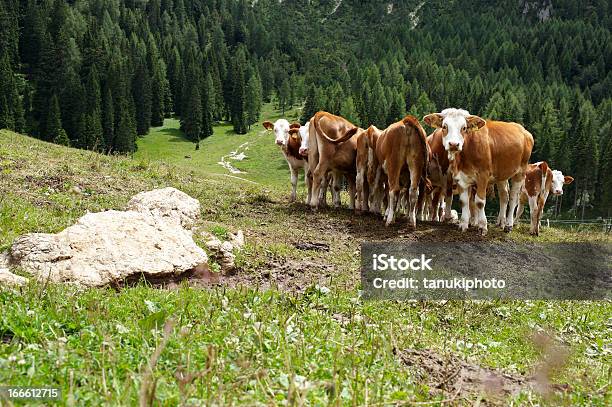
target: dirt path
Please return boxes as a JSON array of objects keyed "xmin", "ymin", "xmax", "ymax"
[{"xmin": 218, "ymin": 141, "xmax": 251, "ymax": 174}]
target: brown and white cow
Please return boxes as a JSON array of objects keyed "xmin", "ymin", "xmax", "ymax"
[
  {"xmin": 370, "ymin": 115, "xmax": 429, "ymax": 228},
  {"xmin": 308, "ymin": 111, "xmax": 360, "ymax": 209},
  {"xmin": 263, "ymin": 119, "xmax": 310, "ymax": 202},
  {"xmin": 423, "ymin": 129, "xmax": 454, "ymax": 222},
  {"xmin": 515, "ymin": 162, "xmax": 573, "ymax": 235},
  {"xmin": 423, "ymin": 108, "xmax": 534, "ymax": 235}
]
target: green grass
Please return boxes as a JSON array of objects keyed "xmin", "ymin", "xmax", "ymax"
[
  {"xmin": 134, "ymin": 104, "xmax": 304, "ymax": 189},
  {"xmin": 0, "ymin": 107, "xmax": 611, "ymax": 405}
]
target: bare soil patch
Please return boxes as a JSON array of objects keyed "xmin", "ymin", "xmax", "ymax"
[{"xmin": 398, "ymin": 348, "xmax": 570, "ymax": 405}]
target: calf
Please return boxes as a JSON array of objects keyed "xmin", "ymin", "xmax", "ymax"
[
  {"xmin": 263, "ymin": 119, "xmax": 309, "ymax": 202},
  {"xmin": 515, "ymin": 162, "xmax": 573, "ymax": 235},
  {"xmin": 308, "ymin": 111, "xmax": 359, "ymax": 209},
  {"xmin": 424, "ymin": 129, "xmax": 454, "ymax": 222},
  {"xmin": 371, "ymin": 115, "xmax": 429, "ymax": 228},
  {"xmin": 423, "ymin": 108, "xmax": 534, "ymax": 235}
]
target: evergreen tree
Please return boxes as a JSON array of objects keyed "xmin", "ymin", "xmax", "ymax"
[
  {"xmin": 45, "ymin": 94, "xmax": 63, "ymax": 143},
  {"xmin": 200, "ymin": 72, "xmax": 214, "ymax": 141},
  {"xmin": 301, "ymin": 84, "xmax": 319, "ymax": 123},
  {"xmin": 278, "ymin": 78, "xmax": 291, "ymax": 116},
  {"xmin": 101, "ymin": 84, "xmax": 114, "ymax": 151},
  {"xmin": 340, "ymin": 96, "xmax": 359, "ymax": 126},
  {"xmin": 532, "ymin": 101, "xmax": 561, "ymax": 164},
  {"xmin": 0, "ymin": 51, "xmax": 23, "ymax": 131},
  {"xmin": 181, "ymin": 84, "xmax": 202, "ymax": 143},
  {"xmin": 245, "ymin": 71, "xmax": 263, "ymax": 129},
  {"xmin": 230, "ymin": 54, "xmax": 247, "ymax": 134},
  {"xmin": 387, "ymin": 90, "xmax": 406, "ymax": 124},
  {"xmin": 150, "ymin": 58, "xmax": 168, "ymax": 127},
  {"xmin": 133, "ymin": 59, "xmax": 152, "ymax": 135}
]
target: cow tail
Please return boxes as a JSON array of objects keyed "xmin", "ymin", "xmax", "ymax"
[
  {"xmin": 402, "ymin": 115, "xmax": 431, "ymax": 190},
  {"xmin": 313, "ymin": 111, "xmax": 357, "ymax": 144}
]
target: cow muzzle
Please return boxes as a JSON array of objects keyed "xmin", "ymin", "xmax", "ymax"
[
  {"xmin": 299, "ymin": 148, "xmax": 308, "ymax": 156},
  {"xmin": 448, "ymin": 142, "xmax": 461, "ymax": 151},
  {"xmin": 276, "ymin": 140, "xmax": 284, "ymax": 146},
  {"xmin": 553, "ymin": 190, "xmax": 563, "ymax": 196}
]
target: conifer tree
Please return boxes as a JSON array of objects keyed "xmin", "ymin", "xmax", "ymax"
[
  {"xmin": 133, "ymin": 58, "xmax": 152, "ymax": 135},
  {"xmin": 278, "ymin": 78, "xmax": 291, "ymax": 116},
  {"xmin": 301, "ymin": 84, "xmax": 319, "ymax": 123},
  {"xmin": 45, "ymin": 94, "xmax": 63, "ymax": 143},
  {"xmin": 200, "ymin": 72, "xmax": 214, "ymax": 140},
  {"xmin": 245, "ymin": 71, "xmax": 263, "ymax": 129},
  {"xmin": 182, "ymin": 84, "xmax": 202, "ymax": 143},
  {"xmin": 340, "ymin": 96, "xmax": 359, "ymax": 126}
]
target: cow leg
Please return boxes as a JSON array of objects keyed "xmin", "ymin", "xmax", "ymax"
[
  {"xmin": 332, "ymin": 172, "xmax": 342, "ymax": 208},
  {"xmin": 362, "ymin": 173, "xmax": 370, "ymax": 213},
  {"xmin": 528, "ymin": 194, "xmax": 539, "ymax": 235},
  {"xmin": 431, "ymin": 188, "xmax": 441, "ymax": 222},
  {"xmin": 355, "ymin": 165, "xmax": 365, "ymax": 212},
  {"xmin": 443, "ymin": 178, "xmax": 455, "ymax": 223},
  {"xmin": 458, "ymin": 186, "xmax": 471, "ymax": 232},
  {"xmin": 475, "ymin": 181, "xmax": 488, "ymax": 236},
  {"xmin": 496, "ymin": 180, "xmax": 509, "ymax": 228},
  {"xmin": 469, "ymin": 188, "xmax": 478, "ymax": 227},
  {"xmin": 305, "ymin": 167, "xmax": 312, "ymax": 205},
  {"xmin": 385, "ymin": 163, "xmax": 402, "ymax": 226},
  {"xmin": 309, "ymin": 162, "xmax": 327, "ymax": 208},
  {"xmin": 515, "ymin": 199, "xmax": 524, "ymax": 222},
  {"xmin": 406, "ymin": 174, "xmax": 420, "ymax": 229},
  {"xmin": 289, "ymin": 166, "xmax": 298, "ymax": 202},
  {"xmin": 505, "ymin": 174, "xmax": 525, "ymax": 232},
  {"xmin": 347, "ymin": 174, "xmax": 356, "ymax": 210},
  {"xmin": 371, "ymin": 167, "xmax": 385, "ymax": 215}
]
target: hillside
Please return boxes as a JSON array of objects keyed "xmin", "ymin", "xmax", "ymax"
[
  {"xmin": 1, "ymin": 114, "xmax": 611, "ymax": 404},
  {"xmin": 1, "ymin": 0, "xmax": 610, "ymax": 217}
]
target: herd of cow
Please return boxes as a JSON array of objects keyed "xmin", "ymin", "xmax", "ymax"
[{"xmin": 263, "ymin": 108, "xmax": 574, "ymax": 236}]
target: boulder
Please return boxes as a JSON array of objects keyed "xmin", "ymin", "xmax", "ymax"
[
  {"xmin": 0, "ymin": 253, "xmax": 27, "ymax": 286},
  {"xmin": 202, "ymin": 230, "xmax": 245, "ymax": 274},
  {"xmin": 126, "ymin": 187, "xmax": 200, "ymax": 229},
  {"xmin": 3, "ymin": 188, "xmax": 208, "ymax": 287}
]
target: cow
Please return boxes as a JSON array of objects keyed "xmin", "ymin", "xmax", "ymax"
[
  {"xmin": 298, "ymin": 118, "xmax": 344, "ymax": 208},
  {"xmin": 423, "ymin": 108, "xmax": 534, "ymax": 235},
  {"xmin": 263, "ymin": 119, "xmax": 310, "ymax": 203},
  {"xmin": 307, "ymin": 111, "xmax": 360, "ymax": 209},
  {"xmin": 423, "ymin": 129, "xmax": 454, "ymax": 222},
  {"xmin": 515, "ymin": 162, "xmax": 573, "ymax": 235},
  {"xmin": 350, "ymin": 126, "xmax": 383, "ymax": 213},
  {"xmin": 369, "ymin": 115, "xmax": 429, "ymax": 228}
]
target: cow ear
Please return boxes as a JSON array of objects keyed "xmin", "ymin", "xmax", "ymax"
[
  {"xmin": 538, "ymin": 161, "xmax": 549, "ymax": 174},
  {"xmin": 423, "ymin": 113, "xmax": 443, "ymax": 128},
  {"xmin": 466, "ymin": 115, "xmax": 486, "ymax": 131},
  {"xmin": 289, "ymin": 122, "xmax": 301, "ymax": 129},
  {"xmin": 263, "ymin": 121, "xmax": 274, "ymax": 130},
  {"xmin": 564, "ymin": 176, "xmax": 574, "ymax": 185}
]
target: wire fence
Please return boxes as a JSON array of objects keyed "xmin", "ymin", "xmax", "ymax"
[{"xmin": 486, "ymin": 216, "xmax": 612, "ymax": 233}]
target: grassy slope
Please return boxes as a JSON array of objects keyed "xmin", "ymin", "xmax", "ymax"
[{"xmin": 0, "ymin": 108, "xmax": 610, "ymax": 405}]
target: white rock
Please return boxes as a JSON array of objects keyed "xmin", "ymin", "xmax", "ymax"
[
  {"xmin": 6, "ymin": 188, "xmax": 208, "ymax": 287},
  {"xmin": 126, "ymin": 187, "xmax": 200, "ymax": 229},
  {"xmin": 228, "ymin": 230, "xmax": 245, "ymax": 249},
  {"xmin": 0, "ymin": 261, "xmax": 28, "ymax": 286}
]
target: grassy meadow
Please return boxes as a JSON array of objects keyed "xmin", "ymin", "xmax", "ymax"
[{"xmin": 0, "ymin": 106, "xmax": 610, "ymax": 406}]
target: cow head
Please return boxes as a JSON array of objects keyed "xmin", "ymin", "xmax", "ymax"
[
  {"xmin": 423, "ymin": 109, "xmax": 486, "ymax": 159},
  {"xmin": 299, "ymin": 122, "xmax": 310, "ymax": 156},
  {"xmin": 263, "ymin": 119, "xmax": 294, "ymax": 146},
  {"xmin": 551, "ymin": 170, "xmax": 573, "ymax": 195}
]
